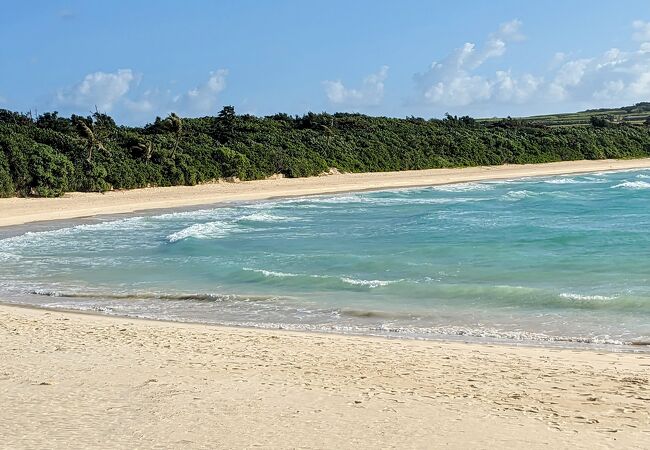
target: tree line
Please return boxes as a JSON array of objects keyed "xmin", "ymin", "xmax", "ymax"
[{"xmin": 1, "ymin": 107, "xmax": 649, "ymax": 197}]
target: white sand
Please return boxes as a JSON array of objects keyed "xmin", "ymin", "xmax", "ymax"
[
  {"xmin": 0, "ymin": 304, "xmax": 648, "ymax": 449},
  {"xmin": 2, "ymin": 158, "xmax": 650, "ymax": 227}
]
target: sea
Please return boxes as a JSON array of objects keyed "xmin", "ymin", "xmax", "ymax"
[{"xmin": 1, "ymin": 169, "xmax": 649, "ymax": 350}]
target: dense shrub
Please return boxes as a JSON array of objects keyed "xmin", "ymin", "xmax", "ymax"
[
  {"xmin": 0, "ymin": 107, "xmax": 649, "ymax": 197},
  {"xmin": 26, "ymin": 143, "xmax": 74, "ymax": 196},
  {"xmin": 0, "ymin": 150, "xmax": 14, "ymax": 197}
]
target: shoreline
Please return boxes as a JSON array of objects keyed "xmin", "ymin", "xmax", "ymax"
[
  {"xmin": 2, "ymin": 299, "xmax": 646, "ymax": 354},
  {"xmin": 2, "ymin": 302, "xmax": 649, "ymax": 448},
  {"xmin": 2, "ymin": 158, "xmax": 650, "ymax": 227},
  {"xmin": 3, "ymin": 161, "xmax": 650, "ymax": 446},
  {"xmin": 1, "ymin": 158, "xmax": 649, "ymax": 355}
]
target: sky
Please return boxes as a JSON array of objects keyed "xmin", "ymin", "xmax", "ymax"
[{"xmin": 2, "ymin": 0, "xmax": 650, "ymax": 124}]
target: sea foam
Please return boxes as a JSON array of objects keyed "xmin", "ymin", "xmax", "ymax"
[
  {"xmin": 339, "ymin": 277, "xmax": 398, "ymax": 288},
  {"xmin": 611, "ymin": 180, "xmax": 650, "ymax": 190},
  {"xmin": 167, "ymin": 221, "xmax": 237, "ymax": 242},
  {"xmin": 433, "ymin": 183, "xmax": 494, "ymax": 192}
]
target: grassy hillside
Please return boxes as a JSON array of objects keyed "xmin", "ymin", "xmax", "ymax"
[{"xmin": 479, "ymin": 102, "xmax": 650, "ymax": 127}]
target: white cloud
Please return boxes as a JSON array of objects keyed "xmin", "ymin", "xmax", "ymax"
[
  {"xmin": 551, "ymin": 42, "xmax": 650, "ymax": 103},
  {"xmin": 563, "ymin": 21, "xmax": 650, "ymax": 104},
  {"xmin": 122, "ymin": 89, "xmax": 160, "ymax": 114},
  {"xmin": 414, "ymin": 19, "xmax": 650, "ymax": 111},
  {"xmin": 633, "ymin": 20, "xmax": 650, "ymax": 42},
  {"xmin": 494, "ymin": 71, "xmax": 542, "ymax": 103},
  {"xmin": 414, "ymin": 19, "xmax": 535, "ymax": 106},
  {"xmin": 547, "ymin": 58, "xmax": 591, "ymax": 101},
  {"xmin": 54, "ymin": 69, "xmax": 135, "ymax": 112},
  {"xmin": 173, "ymin": 69, "xmax": 228, "ymax": 114},
  {"xmin": 124, "ymin": 70, "xmax": 228, "ymax": 116},
  {"xmin": 55, "ymin": 69, "xmax": 229, "ymax": 119},
  {"xmin": 422, "ymin": 75, "xmax": 492, "ymax": 106},
  {"xmin": 549, "ymin": 52, "xmax": 568, "ymax": 69},
  {"xmin": 324, "ymin": 65, "xmax": 389, "ymax": 107}
]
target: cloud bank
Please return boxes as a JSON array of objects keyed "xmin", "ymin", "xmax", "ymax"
[{"xmin": 412, "ymin": 19, "xmax": 650, "ymax": 110}]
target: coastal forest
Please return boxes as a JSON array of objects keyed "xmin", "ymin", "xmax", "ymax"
[{"xmin": 1, "ymin": 104, "xmax": 650, "ymax": 197}]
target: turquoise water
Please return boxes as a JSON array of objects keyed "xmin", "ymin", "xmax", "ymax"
[{"xmin": 1, "ymin": 169, "xmax": 650, "ymax": 348}]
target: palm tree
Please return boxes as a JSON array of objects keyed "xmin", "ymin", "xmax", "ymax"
[
  {"xmin": 164, "ymin": 113, "xmax": 183, "ymax": 157},
  {"xmin": 131, "ymin": 140, "xmax": 153, "ymax": 162},
  {"xmin": 74, "ymin": 118, "xmax": 106, "ymax": 163}
]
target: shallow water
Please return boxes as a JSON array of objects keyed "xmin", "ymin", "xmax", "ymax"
[{"xmin": 1, "ymin": 169, "xmax": 650, "ymax": 348}]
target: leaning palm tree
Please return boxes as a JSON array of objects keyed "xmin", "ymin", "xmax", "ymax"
[
  {"xmin": 74, "ymin": 118, "xmax": 106, "ymax": 163},
  {"xmin": 130, "ymin": 140, "xmax": 153, "ymax": 163},
  {"xmin": 164, "ymin": 113, "xmax": 183, "ymax": 157},
  {"xmin": 318, "ymin": 117, "xmax": 335, "ymax": 145}
]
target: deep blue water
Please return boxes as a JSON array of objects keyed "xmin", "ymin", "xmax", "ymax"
[{"xmin": 1, "ymin": 169, "xmax": 650, "ymax": 348}]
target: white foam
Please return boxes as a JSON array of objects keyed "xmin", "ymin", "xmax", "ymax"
[
  {"xmin": 504, "ymin": 190, "xmax": 536, "ymax": 200},
  {"xmin": 559, "ymin": 293, "xmax": 615, "ymax": 301},
  {"xmin": 543, "ymin": 177, "xmax": 580, "ymax": 184},
  {"xmin": 239, "ymin": 212, "xmax": 295, "ymax": 222},
  {"xmin": 340, "ymin": 277, "xmax": 397, "ymax": 288},
  {"xmin": 611, "ymin": 180, "xmax": 650, "ymax": 190},
  {"xmin": 0, "ymin": 216, "xmax": 149, "ymax": 250},
  {"xmin": 0, "ymin": 251, "xmax": 21, "ymax": 261},
  {"xmin": 167, "ymin": 221, "xmax": 237, "ymax": 242},
  {"xmin": 155, "ymin": 208, "xmax": 232, "ymax": 220},
  {"xmin": 433, "ymin": 183, "xmax": 493, "ymax": 192},
  {"xmin": 243, "ymin": 268, "xmax": 299, "ymax": 278},
  {"xmin": 311, "ymin": 194, "xmax": 366, "ymax": 204}
]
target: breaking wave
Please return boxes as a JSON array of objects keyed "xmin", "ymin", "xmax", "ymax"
[
  {"xmin": 611, "ymin": 180, "xmax": 650, "ymax": 190},
  {"xmin": 504, "ymin": 190, "xmax": 537, "ymax": 200},
  {"xmin": 339, "ymin": 277, "xmax": 399, "ymax": 288},
  {"xmin": 433, "ymin": 183, "xmax": 494, "ymax": 192},
  {"xmin": 166, "ymin": 211, "xmax": 299, "ymax": 242},
  {"xmin": 167, "ymin": 221, "xmax": 237, "ymax": 242}
]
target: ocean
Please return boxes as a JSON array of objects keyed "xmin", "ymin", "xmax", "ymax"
[{"xmin": 1, "ymin": 169, "xmax": 649, "ymax": 349}]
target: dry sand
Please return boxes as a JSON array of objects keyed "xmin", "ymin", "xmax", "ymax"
[
  {"xmin": 2, "ymin": 158, "xmax": 650, "ymax": 227},
  {"xmin": 1, "ymin": 304, "xmax": 648, "ymax": 449},
  {"xmin": 2, "ymin": 160, "xmax": 650, "ymax": 448}
]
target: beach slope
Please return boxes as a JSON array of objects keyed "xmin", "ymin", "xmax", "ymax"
[{"xmin": 1, "ymin": 304, "xmax": 648, "ymax": 449}]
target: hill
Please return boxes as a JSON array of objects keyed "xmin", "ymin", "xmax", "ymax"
[{"xmin": 479, "ymin": 102, "xmax": 650, "ymax": 127}]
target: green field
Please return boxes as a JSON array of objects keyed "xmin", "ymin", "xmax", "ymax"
[{"xmin": 479, "ymin": 102, "xmax": 650, "ymax": 127}]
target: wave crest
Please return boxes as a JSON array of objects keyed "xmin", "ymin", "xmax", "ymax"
[
  {"xmin": 167, "ymin": 221, "xmax": 236, "ymax": 242},
  {"xmin": 340, "ymin": 277, "xmax": 398, "ymax": 288},
  {"xmin": 433, "ymin": 183, "xmax": 493, "ymax": 192},
  {"xmin": 611, "ymin": 180, "xmax": 650, "ymax": 190}
]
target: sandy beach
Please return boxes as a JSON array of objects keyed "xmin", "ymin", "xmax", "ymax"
[
  {"xmin": 2, "ymin": 160, "xmax": 650, "ymax": 448},
  {"xmin": 2, "ymin": 158, "xmax": 650, "ymax": 227},
  {"xmin": 0, "ymin": 304, "xmax": 648, "ymax": 449}
]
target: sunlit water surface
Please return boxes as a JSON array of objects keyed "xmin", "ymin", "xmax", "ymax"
[{"xmin": 2, "ymin": 169, "xmax": 650, "ymax": 349}]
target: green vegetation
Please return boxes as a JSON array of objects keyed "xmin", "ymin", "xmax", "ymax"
[
  {"xmin": 479, "ymin": 102, "xmax": 650, "ymax": 127},
  {"xmin": 1, "ymin": 104, "xmax": 650, "ymax": 197}
]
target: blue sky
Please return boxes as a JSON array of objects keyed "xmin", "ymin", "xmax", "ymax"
[{"xmin": 2, "ymin": 1, "xmax": 650, "ymax": 124}]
